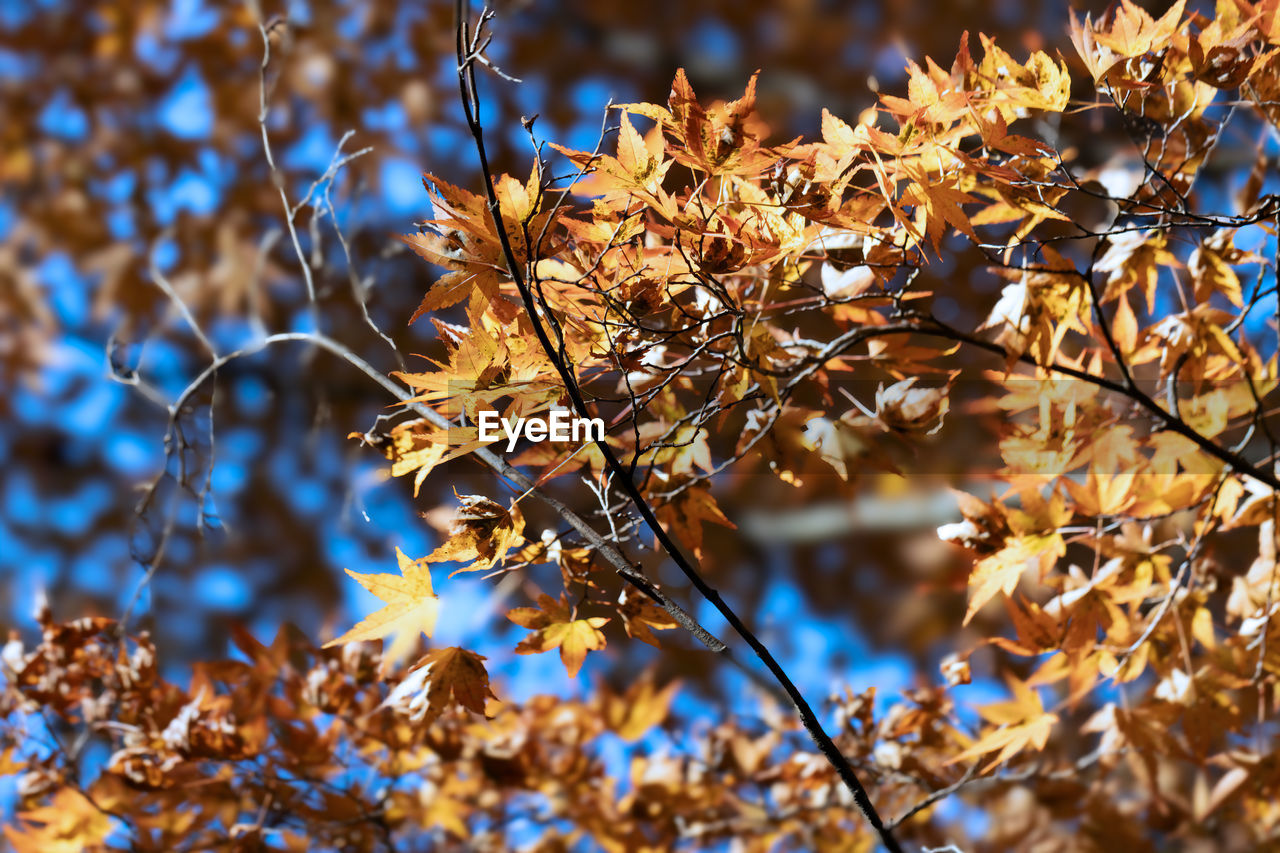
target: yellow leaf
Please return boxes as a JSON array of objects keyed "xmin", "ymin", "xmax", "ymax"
[
  {"xmin": 425, "ymin": 494, "xmax": 525, "ymax": 576},
  {"xmin": 509, "ymin": 593, "xmax": 610, "ymax": 677},
  {"xmin": 948, "ymin": 677, "xmax": 1059, "ymax": 772},
  {"xmin": 325, "ymin": 548, "xmax": 439, "ymax": 671},
  {"xmin": 4, "ymin": 789, "xmax": 111, "ymax": 853},
  {"xmin": 601, "ymin": 676, "xmax": 679, "ymax": 741},
  {"xmin": 360, "ymin": 420, "xmax": 448, "ymax": 497},
  {"xmin": 617, "ymin": 586, "xmax": 678, "ymax": 647},
  {"xmin": 965, "ymin": 534, "xmax": 1063, "ymax": 624}
]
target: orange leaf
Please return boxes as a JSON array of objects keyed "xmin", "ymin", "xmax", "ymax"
[
  {"xmin": 964, "ymin": 533, "xmax": 1063, "ymax": 624},
  {"xmin": 425, "ymin": 494, "xmax": 525, "ymax": 576},
  {"xmin": 383, "ymin": 646, "xmax": 497, "ymax": 724}
]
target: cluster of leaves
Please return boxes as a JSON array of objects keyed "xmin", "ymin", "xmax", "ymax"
[
  {"xmin": 12, "ymin": 0, "xmax": 1280, "ymax": 849},
  {"xmin": 1, "ymin": 603, "xmax": 989, "ymax": 851},
  {"xmin": 354, "ymin": 0, "xmax": 1280, "ymax": 847}
]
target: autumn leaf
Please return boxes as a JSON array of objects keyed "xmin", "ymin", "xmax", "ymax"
[
  {"xmin": 354, "ymin": 419, "xmax": 449, "ymax": 497},
  {"xmin": 325, "ymin": 547, "xmax": 439, "ymax": 671},
  {"xmin": 508, "ymin": 593, "xmax": 610, "ymax": 677},
  {"xmin": 980, "ymin": 257, "xmax": 1089, "ymax": 365},
  {"xmin": 992, "ymin": 595, "xmax": 1060, "ymax": 656},
  {"xmin": 1188, "ymin": 233, "xmax": 1250, "ymax": 308},
  {"xmin": 382, "ymin": 646, "xmax": 497, "ymax": 724},
  {"xmin": 1095, "ymin": 230, "xmax": 1175, "ymax": 311},
  {"xmin": 617, "ymin": 585, "xmax": 678, "ymax": 647},
  {"xmin": 948, "ymin": 677, "xmax": 1059, "ymax": 772},
  {"xmin": 902, "ymin": 174, "xmax": 977, "ymax": 252},
  {"xmin": 871, "ymin": 377, "xmax": 951, "ymax": 434},
  {"xmin": 618, "ymin": 68, "xmax": 776, "ymax": 176},
  {"xmin": 551, "ymin": 110, "xmax": 672, "ymax": 199},
  {"xmin": 654, "ymin": 483, "xmax": 735, "ymax": 561},
  {"xmin": 964, "ymin": 533, "xmax": 1065, "ymax": 624},
  {"xmin": 600, "ymin": 675, "xmax": 679, "ymax": 741},
  {"xmin": 424, "ymin": 493, "xmax": 526, "ymax": 576},
  {"xmin": 3, "ymin": 789, "xmax": 111, "ymax": 853},
  {"xmin": 399, "ymin": 174, "xmax": 508, "ymax": 318}
]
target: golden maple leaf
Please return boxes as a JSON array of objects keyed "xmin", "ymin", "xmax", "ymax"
[
  {"xmin": 424, "ymin": 493, "xmax": 525, "ymax": 577},
  {"xmin": 964, "ymin": 533, "xmax": 1065, "ymax": 624},
  {"xmin": 600, "ymin": 675, "xmax": 679, "ymax": 741},
  {"xmin": 3, "ymin": 789, "xmax": 110, "ymax": 853},
  {"xmin": 508, "ymin": 593, "xmax": 610, "ymax": 677},
  {"xmin": 948, "ymin": 677, "xmax": 1059, "ymax": 772},
  {"xmin": 324, "ymin": 547, "xmax": 439, "ymax": 672}
]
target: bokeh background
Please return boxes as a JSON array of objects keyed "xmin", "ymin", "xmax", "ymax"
[{"xmin": 0, "ymin": 0, "xmax": 1188, "ymax": 832}]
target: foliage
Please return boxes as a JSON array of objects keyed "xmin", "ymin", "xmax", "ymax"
[{"xmin": 10, "ymin": 0, "xmax": 1280, "ymax": 849}]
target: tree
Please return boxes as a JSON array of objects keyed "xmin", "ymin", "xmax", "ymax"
[{"xmin": 7, "ymin": 0, "xmax": 1280, "ymax": 849}]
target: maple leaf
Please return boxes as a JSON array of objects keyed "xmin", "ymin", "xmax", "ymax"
[
  {"xmin": 964, "ymin": 532, "xmax": 1065, "ymax": 624},
  {"xmin": 814, "ymin": 107, "xmax": 863, "ymax": 179},
  {"xmin": 1095, "ymin": 230, "xmax": 1175, "ymax": 311},
  {"xmin": 988, "ymin": 595, "xmax": 1062, "ymax": 657},
  {"xmin": 654, "ymin": 483, "xmax": 735, "ymax": 561},
  {"xmin": 399, "ymin": 174, "xmax": 506, "ymax": 319},
  {"xmin": 600, "ymin": 675, "xmax": 679, "ymax": 741},
  {"xmin": 617, "ymin": 586, "xmax": 678, "ymax": 647},
  {"xmin": 353, "ymin": 419, "xmax": 449, "ymax": 497},
  {"xmin": 981, "ymin": 255, "xmax": 1089, "ymax": 365},
  {"xmin": 508, "ymin": 593, "xmax": 610, "ymax": 677},
  {"xmin": 618, "ymin": 69, "xmax": 777, "ymax": 177},
  {"xmin": 1188, "ymin": 232, "xmax": 1251, "ymax": 308},
  {"xmin": 902, "ymin": 174, "xmax": 977, "ymax": 252},
  {"xmin": 1092, "ymin": 0, "xmax": 1185, "ymax": 58},
  {"xmin": 551, "ymin": 111, "xmax": 672, "ymax": 200},
  {"xmin": 424, "ymin": 493, "xmax": 525, "ymax": 576},
  {"xmin": 325, "ymin": 547, "xmax": 439, "ymax": 672},
  {"xmin": 382, "ymin": 646, "xmax": 497, "ymax": 724},
  {"xmin": 880, "ymin": 56, "xmax": 974, "ymax": 126},
  {"xmin": 3, "ymin": 789, "xmax": 111, "ymax": 853},
  {"xmin": 1223, "ymin": 474, "xmax": 1280, "ymax": 534},
  {"xmin": 948, "ymin": 677, "xmax": 1059, "ymax": 772},
  {"xmin": 401, "ymin": 167, "xmax": 562, "ymax": 322}
]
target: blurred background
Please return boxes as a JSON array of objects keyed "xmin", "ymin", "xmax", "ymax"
[{"xmin": 0, "ymin": 0, "xmax": 1191, "ymax": 823}]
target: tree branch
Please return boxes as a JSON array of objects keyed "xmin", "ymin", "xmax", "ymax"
[{"xmin": 450, "ymin": 3, "xmax": 904, "ymax": 849}]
